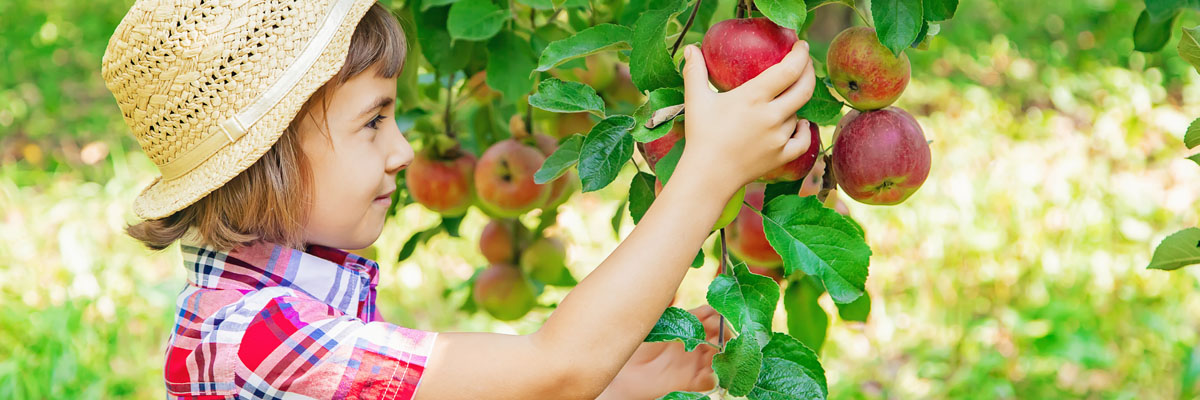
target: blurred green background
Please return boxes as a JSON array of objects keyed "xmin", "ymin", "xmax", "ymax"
[{"xmin": 3, "ymin": 0, "xmax": 1200, "ymax": 398}]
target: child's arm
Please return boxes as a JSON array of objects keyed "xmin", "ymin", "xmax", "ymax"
[{"xmin": 416, "ymin": 41, "xmax": 816, "ymax": 400}]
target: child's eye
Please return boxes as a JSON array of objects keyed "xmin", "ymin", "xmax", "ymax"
[{"xmin": 365, "ymin": 115, "xmax": 387, "ymax": 130}]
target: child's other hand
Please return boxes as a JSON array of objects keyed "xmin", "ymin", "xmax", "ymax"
[
  {"xmin": 599, "ymin": 306, "xmax": 727, "ymax": 399},
  {"xmin": 678, "ymin": 41, "xmax": 816, "ymax": 192}
]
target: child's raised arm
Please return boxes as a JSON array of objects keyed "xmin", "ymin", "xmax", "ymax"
[{"xmin": 416, "ymin": 41, "xmax": 816, "ymax": 400}]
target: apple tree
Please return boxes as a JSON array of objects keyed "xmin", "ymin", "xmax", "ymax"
[
  {"xmin": 384, "ymin": 0, "xmax": 959, "ymax": 397},
  {"xmin": 1138, "ymin": 1, "xmax": 1200, "ymax": 274}
]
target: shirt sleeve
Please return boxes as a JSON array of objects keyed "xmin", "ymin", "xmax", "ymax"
[{"xmin": 234, "ymin": 294, "xmax": 437, "ymax": 399}]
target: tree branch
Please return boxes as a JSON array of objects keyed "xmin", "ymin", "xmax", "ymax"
[{"xmin": 670, "ymin": 0, "xmax": 703, "ymax": 58}]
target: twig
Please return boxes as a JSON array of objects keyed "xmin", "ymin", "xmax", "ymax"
[
  {"xmin": 444, "ymin": 77, "xmax": 456, "ymax": 139},
  {"xmin": 718, "ymin": 228, "xmax": 729, "ymax": 348},
  {"xmin": 670, "ymin": 0, "xmax": 703, "ymax": 58},
  {"xmin": 817, "ymin": 154, "xmax": 836, "ymax": 203}
]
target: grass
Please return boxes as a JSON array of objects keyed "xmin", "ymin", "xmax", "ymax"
[{"xmin": 4, "ymin": 0, "xmax": 1200, "ymax": 398}]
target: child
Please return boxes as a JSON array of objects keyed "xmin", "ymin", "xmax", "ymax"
[{"xmin": 102, "ymin": 0, "xmax": 814, "ymax": 398}]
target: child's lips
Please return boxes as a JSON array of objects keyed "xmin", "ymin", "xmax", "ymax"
[{"xmin": 374, "ymin": 190, "xmax": 394, "ymax": 205}]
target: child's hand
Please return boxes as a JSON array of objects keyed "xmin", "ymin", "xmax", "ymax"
[
  {"xmin": 599, "ymin": 306, "xmax": 727, "ymax": 399},
  {"xmin": 677, "ymin": 41, "xmax": 816, "ymax": 192}
]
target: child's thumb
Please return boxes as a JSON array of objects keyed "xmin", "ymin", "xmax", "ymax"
[{"xmin": 682, "ymin": 45, "xmax": 711, "ymax": 98}]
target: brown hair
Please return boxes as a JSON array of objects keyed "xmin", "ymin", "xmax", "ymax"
[{"xmin": 128, "ymin": 2, "xmax": 408, "ymax": 251}]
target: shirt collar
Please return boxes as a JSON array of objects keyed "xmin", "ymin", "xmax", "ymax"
[{"xmin": 180, "ymin": 240, "xmax": 380, "ymax": 318}]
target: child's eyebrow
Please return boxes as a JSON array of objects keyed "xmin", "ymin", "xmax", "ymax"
[{"xmin": 357, "ymin": 96, "xmax": 395, "ymax": 119}]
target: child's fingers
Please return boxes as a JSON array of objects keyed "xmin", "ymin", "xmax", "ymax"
[
  {"xmin": 780, "ymin": 120, "xmax": 814, "ymax": 162},
  {"xmin": 736, "ymin": 40, "xmax": 812, "ymax": 101},
  {"xmin": 682, "ymin": 45, "xmax": 713, "ymax": 103},
  {"xmin": 770, "ymin": 59, "xmax": 816, "ymax": 114}
]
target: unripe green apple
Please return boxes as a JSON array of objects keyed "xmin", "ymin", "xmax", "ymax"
[
  {"xmin": 826, "ymin": 26, "xmax": 911, "ymax": 111},
  {"xmin": 473, "ymin": 263, "xmax": 536, "ymax": 321},
  {"xmin": 520, "ymin": 237, "xmax": 567, "ymax": 283}
]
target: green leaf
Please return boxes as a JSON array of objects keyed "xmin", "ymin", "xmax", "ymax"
[
  {"xmin": 784, "ymin": 276, "xmax": 828, "ymax": 353},
  {"xmin": 836, "ymin": 289, "xmax": 870, "ymax": 322},
  {"xmin": 1134, "ymin": 9, "xmax": 1179, "ymax": 52},
  {"xmin": 1181, "ymin": 26, "xmax": 1200, "ymax": 74},
  {"xmin": 923, "ymin": 0, "xmax": 958, "ymax": 21},
  {"xmin": 1147, "ymin": 227, "xmax": 1200, "ymax": 270},
  {"xmin": 487, "ymin": 30, "xmax": 538, "ymax": 103},
  {"xmin": 394, "ymin": 5, "xmax": 423, "ymax": 110},
  {"xmin": 713, "ymin": 335, "xmax": 762, "ymax": 397},
  {"xmin": 755, "ymin": 0, "xmax": 807, "ymax": 32},
  {"xmin": 750, "ymin": 357, "xmax": 827, "ymax": 400},
  {"xmin": 761, "ymin": 332, "xmax": 828, "ymax": 396},
  {"xmin": 612, "ymin": 196, "xmax": 627, "ymax": 237},
  {"xmin": 631, "ymin": 88, "xmax": 685, "ymax": 142},
  {"xmin": 517, "ymin": 0, "xmax": 588, "ymax": 9},
  {"xmin": 796, "ymin": 80, "xmax": 843, "ymax": 126},
  {"xmin": 629, "ymin": 171, "xmax": 656, "ymax": 223},
  {"xmin": 447, "ymin": 0, "xmax": 508, "ymax": 41},
  {"xmin": 764, "ymin": 182, "xmax": 805, "ymax": 207},
  {"xmin": 707, "ymin": 262, "xmax": 780, "ymax": 344},
  {"xmin": 1186, "ymin": 119, "xmax": 1200, "ymax": 150},
  {"xmin": 534, "ymin": 134, "xmax": 584, "ymax": 184},
  {"xmin": 645, "ymin": 307, "xmax": 710, "ymax": 351},
  {"xmin": 579, "ymin": 116, "xmax": 637, "ymax": 192},
  {"xmin": 693, "ymin": 249, "xmax": 705, "ymax": 268},
  {"xmin": 804, "ymin": 0, "xmax": 853, "ymax": 11},
  {"xmin": 1183, "ymin": 344, "xmax": 1200, "ymax": 399},
  {"xmin": 630, "ymin": 2, "xmax": 688, "ymax": 93},
  {"xmin": 529, "ymin": 79, "xmax": 606, "ymax": 114},
  {"xmin": 760, "ymin": 195, "xmax": 871, "ymax": 304},
  {"xmin": 656, "ymin": 392, "xmax": 710, "ymax": 400},
  {"xmin": 421, "ymin": 0, "xmax": 460, "ymax": 11},
  {"xmin": 1189, "ymin": 153, "xmax": 1200, "ymax": 166},
  {"xmin": 414, "ymin": 4, "xmax": 475, "ymax": 74},
  {"xmin": 620, "ymin": 0, "xmax": 677, "ymax": 26},
  {"xmin": 1146, "ymin": 0, "xmax": 1187, "ymax": 23},
  {"xmin": 653, "ymin": 137, "xmax": 685, "ymax": 184},
  {"xmin": 536, "ymin": 24, "xmax": 635, "ymax": 71},
  {"xmin": 871, "ymin": 0, "xmax": 923, "ymax": 57}
]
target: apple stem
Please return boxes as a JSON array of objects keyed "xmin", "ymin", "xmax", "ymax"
[
  {"xmin": 670, "ymin": 0, "xmax": 703, "ymax": 58},
  {"xmin": 735, "ymin": 0, "xmax": 748, "ymax": 19},
  {"xmin": 718, "ymin": 228, "xmax": 729, "ymax": 349}
]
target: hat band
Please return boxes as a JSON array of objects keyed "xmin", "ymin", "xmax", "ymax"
[{"xmin": 158, "ymin": 0, "xmax": 358, "ymax": 181}]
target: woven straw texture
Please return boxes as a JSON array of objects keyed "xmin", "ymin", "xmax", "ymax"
[{"xmin": 102, "ymin": 0, "xmax": 376, "ymax": 219}]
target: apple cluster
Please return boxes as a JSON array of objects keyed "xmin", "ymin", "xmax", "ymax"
[
  {"xmin": 473, "ymin": 220, "xmax": 570, "ymax": 321},
  {"xmin": 642, "ymin": 19, "xmax": 933, "ymax": 276}
]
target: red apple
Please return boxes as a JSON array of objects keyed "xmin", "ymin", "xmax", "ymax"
[
  {"xmin": 480, "ymin": 220, "xmax": 528, "ymax": 264},
  {"xmin": 700, "ymin": 18, "xmax": 798, "ymax": 92},
  {"xmin": 727, "ymin": 183, "xmax": 782, "ymax": 267},
  {"xmin": 473, "ymin": 263, "xmax": 536, "ymax": 321},
  {"xmin": 831, "ymin": 107, "xmax": 930, "ymax": 205},
  {"xmin": 760, "ymin": 120, "xmax": 822, "ymax": 183},
  {"xmin": 826, "ymin": 27, "xmax": 911, "ymax": 111},
  {"xmin": 639, "ymin": 122, "xmax": 684, "ymax": 171},
  {"xmin": 474, "ymin": 139, "xmax": 551, "ymax": 217},
  {"xmin": 405, "ymin": 149, "xmax": 475, "ymax": 216}
]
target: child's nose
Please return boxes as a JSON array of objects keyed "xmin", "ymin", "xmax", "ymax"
[{"xmin": 384, "ymin": 125, "xmax": 414, "ymax": 174}]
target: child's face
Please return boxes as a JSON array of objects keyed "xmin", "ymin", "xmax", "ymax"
[{"xmin": 298, "ymin": 63, "xmax": 412, "ymax": 250}]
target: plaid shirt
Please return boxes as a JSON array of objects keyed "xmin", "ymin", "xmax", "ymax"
[{"xmin": 165, "ymin": 241, "xmax": 436, "ymax": 399}]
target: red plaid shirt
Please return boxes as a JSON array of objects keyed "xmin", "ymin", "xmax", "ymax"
[{"xmin": 164, "ymin": 241, "xmax": 436, "ymax": 399}]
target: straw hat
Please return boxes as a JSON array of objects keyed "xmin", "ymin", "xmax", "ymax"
[{"xmin": 102, "ymin": 0, "xmax": 377, "ymax": 219}]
